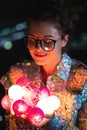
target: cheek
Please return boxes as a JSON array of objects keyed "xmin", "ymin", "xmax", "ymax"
[
  {"xmin": 49, "ymin": 48, "xmax": 60, "ymax": 59},
  {"xmin": 55, "ymin": 43, "xmax": 62, "ymax": 52},
  {"xmin": 52, "ymin": 44, "xmax": 62, "ymax": 57},
  {"xmin": 28, "ymin": 50, "xmax": 34, "ymax": 58}
]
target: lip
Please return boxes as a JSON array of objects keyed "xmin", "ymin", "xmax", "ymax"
[{"xmin": 34, "ymin": 53, "xmax": 47, "ymax": 57}]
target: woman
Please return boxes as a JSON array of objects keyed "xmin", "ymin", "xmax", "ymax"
[{"xmin": 1, "ymin": 0, "xmax": 87, "ymax": 129}]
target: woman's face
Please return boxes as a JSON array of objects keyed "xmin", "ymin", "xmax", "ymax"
[{"xmin": 27, "ymin": 21, "xmax": 68, "ymax": 66}]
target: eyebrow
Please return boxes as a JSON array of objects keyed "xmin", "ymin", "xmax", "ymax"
[{"xmin": 28, "ymin": 34, "xmax": 54, "ymax": 39}]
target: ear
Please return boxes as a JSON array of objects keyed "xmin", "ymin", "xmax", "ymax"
[{"xmin": 61, "ymin": 34, "xmax": 69, "ymax": 47}]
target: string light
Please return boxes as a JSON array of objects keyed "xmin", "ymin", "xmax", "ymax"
[
  {"xmin": 1, "ymin": 95, "xmax": 11, "ymax": 110},
  {"xmin": 8, "ymin": 84, "xmax": 25, "ymax": 101},
  {"xmin": 28, "ymin": 107, "xmax": 44, "ymax": 125},
  {"xmin": 1, "ymin": 76, "xmax": 60, "ymax": 126},
  {"xmin": 12, "ymin": 99, "xmax": 29, "ymax": 117}
]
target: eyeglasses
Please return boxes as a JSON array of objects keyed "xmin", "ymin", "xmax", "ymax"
[{"xmin": 27, "ymin": 37, "xmax": 61, "ymax": 51}]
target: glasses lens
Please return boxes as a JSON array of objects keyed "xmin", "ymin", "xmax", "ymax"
[
  {"xmin": 27, "ymin": 38, "xmax": 36, "ymax": 49},
  {"xmin": 42, "ymin": 40, "xmax": 55, "ymax": 51},
  {"xmin": 27, "ymin": 38, "xmax": 55, "ymax": 51}
]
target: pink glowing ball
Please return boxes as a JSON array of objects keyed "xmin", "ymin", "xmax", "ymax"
[
  {"xmin": 28, "ymin": 107, "xmax": 44, "ymax": 125},
  {"xmin": 12, "ymin": 99, "xmax": 29, "ymax": 116},
  {"xmin": 16, "ymin": 76, "xmax": 30, "ymax": 86},
  {"xmin": 16, "ymin": 76, "xmax": 35, "ymax": 89},
  {"xmin": 1, "ymin": 95, "xmax": 11, "ymax": 110},
  {"xmin": 39, "ymin": 87, "xmax": 50, "ymax": 99}
]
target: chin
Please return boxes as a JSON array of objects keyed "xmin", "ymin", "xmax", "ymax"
[{"xmin": 34, "ymin": 60, "xmax": 46, "ymax": 66}]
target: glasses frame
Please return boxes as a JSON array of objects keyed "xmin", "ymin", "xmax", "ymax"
[{"xmin": 27, "ymin": 36, "xmax": 61, "ymax": 51}]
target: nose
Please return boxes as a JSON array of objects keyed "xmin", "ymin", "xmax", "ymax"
[{"xmin": 35, "ymin": 40, "xmax": 42, "ymax": 49}]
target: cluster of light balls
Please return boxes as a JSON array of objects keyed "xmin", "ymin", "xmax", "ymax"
[{"xmin": 1, "ymin": 76, "xmax": 60, "ymax": 126}]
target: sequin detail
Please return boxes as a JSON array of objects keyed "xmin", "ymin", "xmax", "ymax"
[{"xmin": 1, "ymin": 53, "xmax": 87, "ymax": 130}]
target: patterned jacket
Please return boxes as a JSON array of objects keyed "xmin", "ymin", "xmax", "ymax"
[{"xmin": 1, "ymin": 53, "xmax": 87, "ymax": 130}]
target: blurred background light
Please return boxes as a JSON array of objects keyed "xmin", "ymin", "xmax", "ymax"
[
  {"xmin": 3, "ymin": 41, "xmax": 13, "ymax": 50},
  {"xmin": 0, "ymin": 21, "xmax": 26, "ymax": 49}
]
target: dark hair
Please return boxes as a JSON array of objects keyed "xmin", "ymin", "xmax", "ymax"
[{"xmin": 26, "ymin": 0, "xmax": 74, "ymax": 43}]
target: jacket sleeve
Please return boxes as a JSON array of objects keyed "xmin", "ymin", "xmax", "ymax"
[{"xmin": 76, "ymin": 82, "xmax": 87, "ymax": 130}]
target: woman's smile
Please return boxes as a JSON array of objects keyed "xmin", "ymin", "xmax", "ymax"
[{"xmin": 34, "ymin": 53, "xmax": 48, "ymax": 58}]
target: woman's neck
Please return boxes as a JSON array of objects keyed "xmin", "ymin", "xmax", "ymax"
[
  {"xmin": 42, "ymin": 65, "xmax": 56, "ymax": 76},
  {"xmin": 44, "ymin": 58, "xmax": 61, "ymax": 74},
  {"xmin": 41, "ymin": 59, "xmax": 60, "ymax": 83}
]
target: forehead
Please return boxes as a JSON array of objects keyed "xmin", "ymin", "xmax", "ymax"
[{"xmin": 27, "ymin": 21, "xmax": 60, "ymax": 37}]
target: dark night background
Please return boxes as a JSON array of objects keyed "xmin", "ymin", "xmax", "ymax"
[
  {"xmin": 0, "ymin": 0, "xmax": 87, "ymax": 77},
  {"xmin": 0, "ymin": 0, "xmax": 87, "ymax": 129}
]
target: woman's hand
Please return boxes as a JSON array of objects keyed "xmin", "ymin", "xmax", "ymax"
[{"xmin": 9, "ymin": 66, "xmax": 24, "ymax": 84}]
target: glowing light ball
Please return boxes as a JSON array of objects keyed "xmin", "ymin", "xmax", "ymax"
[
  {"xmin": 1, "ymin": 95, "xmax": 10, "ymax": 110},
  {"xmin": 12, "ymin": 99, "xmax": 29, "ymax": 117},
  {"xmin": 8, "ymin": 85, "xmax": 25, "ymax": 100},
  {"xmin": 39, "ymin": 87, "xmax": 50, "ymax": 99},
  {"xmin": 37, "ymin": 95, "xmax": 60, "ymax": 114},
  {"xmin": 28, "ymin": 107, "xmax": 44, "ymax": 125},
  {"xmin": 16, "ymin": 76, "xmax": 35, "ymax": 89},
  {"xmin": 16, "ymin": 76, "xmax": 30, "ymax": 87}
]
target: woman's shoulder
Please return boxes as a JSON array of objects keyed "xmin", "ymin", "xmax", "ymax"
[{"xmin": 67, "ymin": 58, "xmax": 87, "ymax": 93}]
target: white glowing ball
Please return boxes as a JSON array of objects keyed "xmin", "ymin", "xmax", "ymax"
[
  {"xmin": 37, "ymin": 95, "xmax": 60, "ymax": 114},
  {"xmin": 8, "ymin": 85, "xmax": 25, "ymax": 101}
]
